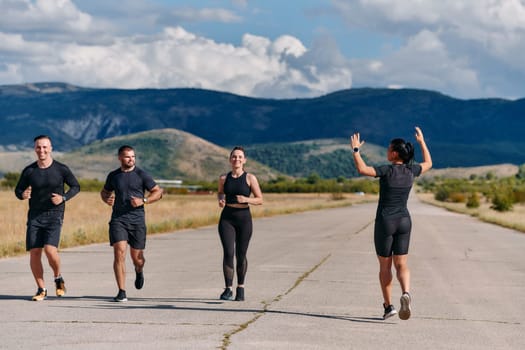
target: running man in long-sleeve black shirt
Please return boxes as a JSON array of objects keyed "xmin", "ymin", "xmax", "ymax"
[{"xmin": 15, "ymin": 135, "xmax": 80, "ymax": 301}]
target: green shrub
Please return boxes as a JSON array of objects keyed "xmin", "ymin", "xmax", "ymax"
[
  {"xmin": 491, "ymin": 192, "xmax": 513, "ymax": 212},
  {"xmin": 434, "ymin": 187, "xmax": 450, "ymax": 202},
  {"xmin": 1, "ymin": 172, "xmax": 20, "ymax": 189},
  {"xmin": 466, "ymin": 192, "xmax": 480, "ymax": 208}
]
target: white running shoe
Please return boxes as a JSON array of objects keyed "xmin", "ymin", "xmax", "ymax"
[{"xmin": 399, "ymin": 292, "xmax": 411, "ymax": 320}]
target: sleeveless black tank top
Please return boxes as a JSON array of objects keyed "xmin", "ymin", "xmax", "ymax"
[{"xmin": 224, "ymin": 172, "xmax": 251, "ymax": 204}]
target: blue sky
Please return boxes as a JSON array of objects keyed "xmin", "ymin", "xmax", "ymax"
[{"xmin": 1, "ymin": 0, "xmax": 525, "ymax": 99}]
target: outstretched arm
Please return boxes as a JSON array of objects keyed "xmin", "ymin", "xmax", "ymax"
[
  {"xmin": 415, "ymin": 126, "xmax": 432, "ymax": 174},
  {"xmin": 350, "ymin": 132, "xmax": 376, "ymax": 177}
]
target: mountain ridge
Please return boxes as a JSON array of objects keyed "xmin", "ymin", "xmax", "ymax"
[{"xmin": 1, "ymin": 82, "xmax": 524, "ymax": 168}]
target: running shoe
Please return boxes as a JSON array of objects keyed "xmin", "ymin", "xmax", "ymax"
[
  {"xmin": 55, "ymin": 276, "xmax": 66, "ymax": 297},
  {"xmin": 32, "ymin": 287, "xmax": 47, "ymax": 301},
  {"xmin": 220, "ymin": 288, "xmax": 233, "ymax": 301},
  {"xmin": 135, "ymin": 271, "xmax": 144, "ymax": 290},
  {"xmin": 383, "ymin": 303, "xmax": 397, "ymax": 320},
  {"xmin": 399, "ymin": 292, "xmax": 412, "ymax": 320},
  {"xmin": 234, "ymin": 287, "xmax": 245, "ymax": 301},
  {"xmin": 113, "ymin": 289, "xmax": 128, "ymax": 302}
]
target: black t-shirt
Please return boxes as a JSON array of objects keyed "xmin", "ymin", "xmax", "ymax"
[
  {"xmin": 15, "ymin": 160, "xmax": 80, "ymax": 217},
  {"xmin": 103, "ymin": 166, "xmax": 157, "ymax": 222},
  {"xmin": 373, "ymin": 164, "xmax": 422, "ymax": 219}
]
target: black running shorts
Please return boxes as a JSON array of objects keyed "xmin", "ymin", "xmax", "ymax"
[
  {"xmin": 109, "ymin": 219, "xmax": 147, "ymax": 249},
  {"xmin": 374, "ymin": 216, "xmax": 412, "ymax": 257},
  {"xmin": 26, "ymin": 212, "xmax": 63, "ymax": 251}
]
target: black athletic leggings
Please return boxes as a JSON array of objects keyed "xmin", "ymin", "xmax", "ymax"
[
  {"xmin": 374, "ymin": 215, "xmax": 412, "ymax": 257},
  {"xmin": 218, "ymin": 206, "xmax": 253, "ymax": 287}
]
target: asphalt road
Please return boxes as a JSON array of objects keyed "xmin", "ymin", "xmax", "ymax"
[{"xmin": 0, "ymin": 196, "xmax": 524, "ymax": 349}]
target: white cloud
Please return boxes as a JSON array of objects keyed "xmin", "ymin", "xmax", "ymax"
[
  {"xmin": 351, "ymin": 30, "xmax": 481, "ymax": 97},
  {"xmin": 333, "ymin": 0, "xmax": 525, "ymax": 98},
  {"xmin": 271, "ymin": 35, "xmax": 307, "ymax": 57},
  {"xmin": 4, "ymin": 0, "xmax": 524, "ymax": 99},
  {"xmin": 0, "ymin": 0, "xmax": 93, "ymax": 33},
  {"xmin": 0, "ymin": 20, "xmax": 352, "ymax": 98}
]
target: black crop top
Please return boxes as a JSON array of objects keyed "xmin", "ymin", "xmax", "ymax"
[{"xmin": 224, "ymin": 172, "xmax": 251, "ymax": 204}]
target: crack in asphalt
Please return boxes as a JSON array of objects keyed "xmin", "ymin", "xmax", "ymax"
[{"xmin": 219, "ymin": 254, "xmax": 332, "ymax": 350}]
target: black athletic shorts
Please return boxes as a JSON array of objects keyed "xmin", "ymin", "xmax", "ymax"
[
  {"xmin": 109, "ymin": 219, "xmax": 147, "ymax": 249},
  {"xmin": 374, "ymin": 215, "xmax": 412, "ymax": 257},
  {"xmin": 26, "ymin": 212, "xmax": 63, "ymax": 251}
]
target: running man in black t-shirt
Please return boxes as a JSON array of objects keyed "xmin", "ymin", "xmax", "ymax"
[
  {"xmin": 15, "ymin": 135, "xmax": 80, "ymax": 301},
  {"xmin": 350, "ymin": 127, "xmax": 432, "ymax": 320},
  {"xmin": 100, "ymin": 145, "xmax": 163, "ymax": 302}
]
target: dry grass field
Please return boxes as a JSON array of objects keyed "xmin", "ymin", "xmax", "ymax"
[
  {"xmin": 3, "ymin": 188, "xmax": 522, "ymax": 259},
  {"xmin": 417, "ymin": 191, "xmax": 525, "ymax": 233},
  {"xmin": 0, "ymin": 191, "xmax": 375, "ymax": 259}
]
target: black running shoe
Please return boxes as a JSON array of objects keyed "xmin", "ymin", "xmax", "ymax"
[
  {"xmin": 399, "ymin": 292, "xmax": 411, "ymax": 320},
  {"xmin": 113, "ymin": 289, "xmax": 127, "ymax": 302},
  {"xmin": 220, "ymin": 288, "xmax": 233, "ymax": 301},
  {"xmin": 383, "ymin": 303, "xmax": 397, "ymax": 320},
  {"xmin": 135, "ymin": 271, "xmax": 144, "ymax": 290},
  {"xmin": 55, "ymin": 276, "xmax": 66, "ymax": 297},
  {"xmin": 32, "ymin": 287, "xmax": 47, "ymax": 301},
  {"xmin": 235, "ymin": 287, "xmax": 245, "ymax": 301}
]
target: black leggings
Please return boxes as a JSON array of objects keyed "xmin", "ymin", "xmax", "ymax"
[
  {"xmin": 218, "ymin": 206, "xmax": 253, "ymax": 287},
  {"xmin": 374, "ymin": 216, "xmax": 412, "ymax": 257}
]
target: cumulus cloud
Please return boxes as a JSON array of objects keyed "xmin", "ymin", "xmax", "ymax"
[
  {"xmin": 351, "ymin": 30, "xmax": 481, "ymax": 97},
  {"xmin": 5, "ymin": 0, "xmax": 524, "ymax": 99},
  {"xmin": 0, "ymin": 8, "xmax": 352, "ymax": 99},
  {"xmin": 333, "ymin": 0, "xmax": 525, "ymax": 98},
  {"xmin": 0, "ymin": 0, "xmax": 91, "ymax": 31}
]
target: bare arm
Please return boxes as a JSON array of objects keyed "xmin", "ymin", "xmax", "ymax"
[
  {"xmin": 415, "ymin": 126, "xmax": 432, "ymax": 174},
  {"xmin": 130, "ymin": 185, "xmax": 163, "ymax": 207},
  {"xmin": 144, "ymin": 185, "xmax": 163, "ymax": 204},
  {"xmin": 217, "ymin": 174, "xmax": 226, "ymax": 208},
  {"xmin": 234, "ymin": 173, "xmax": 263, "ymax": 205},
  {"xmin": 242, "ymin": 173, "xmax": 263, "ymax": 205},
  {"xmin": 100, "ymin": 188, "xmax": 114, "ymax": 206},
  {"xmin": 350, "ymin": 132, "xmax": 377, "ymax": 177}
]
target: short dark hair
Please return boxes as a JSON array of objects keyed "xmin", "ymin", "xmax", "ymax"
[
  {"xmin": 118, "ymin": 145, "xmax": 134, "ymax": 155},
  {"xmin": 34, "ymin": 135, "xmax": 51, "ymax": 143}
]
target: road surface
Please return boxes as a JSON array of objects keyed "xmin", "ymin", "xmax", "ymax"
[{"xmin": 0, "ymin": 197, "xmax": 523, "ymax": 349}]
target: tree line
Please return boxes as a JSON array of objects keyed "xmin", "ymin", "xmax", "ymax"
[{"xmin": 4, "ymin": 163, "xmax": 525, "ymax": 213}]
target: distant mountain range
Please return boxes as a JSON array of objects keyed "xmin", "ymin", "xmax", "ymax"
[{"xmin": 1, "ymin": 82, "xmax": 524, "ymax": 170}]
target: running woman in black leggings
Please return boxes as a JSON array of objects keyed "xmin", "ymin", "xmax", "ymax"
[
  {"xmin": 350, "ymin": 127, "xmax": 432, "ymax": 320},
  {"xmin": 217, "ymin": 146, "xmax": 263, "ymax": 301}
]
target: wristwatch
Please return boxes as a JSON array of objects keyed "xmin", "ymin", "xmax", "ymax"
[
  {"xmin": 353, "ymin": 147, "xmax": 360, "ymax": 153},
  {"xmin": 62, "ymin": 196, "xmax": 67, "ymax": 202},
  {"xmin": 143, "ymin": 197, "xmax": 148, "ymax": 204}
]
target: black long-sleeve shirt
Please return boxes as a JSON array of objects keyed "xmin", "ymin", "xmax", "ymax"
[{"xmin": 15, "ymin": 160, "xmax": 80, "ymax": 217}]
